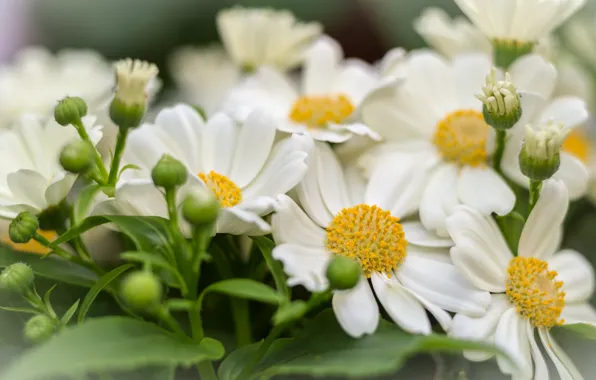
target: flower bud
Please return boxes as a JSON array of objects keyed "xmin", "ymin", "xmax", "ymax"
[
  {"xmin": 59, "ymin": 140, "xmax": 94, "ymax": 174},
  {"xmin": 326, "ymin": 256, "xmax": 361, "ymax": 290},
  {"xmin": 476, "ymin": 68, "xmax": 521, "ymax": 130},
  {"xmin": 9, "ymin": 212, "xmax": 39, "ymax": 244},
  {"xmin": 120, "ymin": 271, "xmax": 163, "ymax": 311},
  {"xmin": 519, "ymin": 122, "xmax": 568, "ymax": 181},
  {"xmin": 151, "ymin": 154, "xmax": 188, "ymax": 189},
  {"xmin": 110, "ymin": 59, "xmax": 158, "ymax": 131},
  {"xmin": 24, "ymin": 315, "xmax": 56, "ymax": 343},
  {"xmin": 181, "ymin": 187, "xmax": 220, "ymax": 226},
  {"xmin": 54, "ymin": 96, "xmax": 88, "ymax": 126},
  {"xmin": 0, "ymin": 263, "xmax": 34, "ymax": 294}
]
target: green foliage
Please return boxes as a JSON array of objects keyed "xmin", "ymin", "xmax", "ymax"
[
  {"xmin": 251, "ymin": 237, "xmax": 289, "ymax": 300},
  {"xmin": 199, "ymin": 279, "xmax": 285, "ymax": 309},
  {"xmin": 219, "ymin": 309, "xmax": 505, "ymax": 380},
  {"xmin": 0, "ymin": 317, "xmax": 225, "ymax": 380},
  {"xmin": 561, "ymin": 323, "xmax": 596, "ymax": 340}
]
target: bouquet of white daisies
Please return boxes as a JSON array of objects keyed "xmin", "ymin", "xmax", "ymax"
[{"xmin": 1, "ymin": 1, "xmax": 596, "ymax": 379}]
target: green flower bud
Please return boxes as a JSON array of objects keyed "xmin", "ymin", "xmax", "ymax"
[
  {"xmin": 151, "ymin": 154, "xmax": 188, "ymax": 189},
  {"xmin": 109, "ymin": 98, "xmax": 146, "ymax": 132},
  {"xmin": 519, "ymin": 122, "xmax": 567, "ymax": 181},
  {"xmin": 0, "ymin": 263, "xmax": 34, "ymax": 294},
  {"xmin": 9, "ymin": 212, "xmax": 39, "ymax": 244},
  {"xmin": 476, "ymin": 68, "xmax": 521, "ymax": 130},
  {"xmin": 59, "ymin": 140, "xmax": 94, "ymax": 174},
  {"xmin": 181, "ymin": 187, "xmax": 220, "ymax": 226},
  {"xmin": 24, "ymin": 315, "xmax": 56, "ymax": 343},
  {"xmin": 54, "ymin": 96, "xmax": 88, "ymax": 126},
  {"xmin": 326, "ymin": 256, "xmax": 361, "ymax": 290},
  {"xmin": 120, "ymin": 271, "xmax": 163, "ymax": 311}
]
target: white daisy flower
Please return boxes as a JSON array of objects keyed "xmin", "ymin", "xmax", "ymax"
[
  {"xmin": 93, "ymin": 104, "xmax": 312, "ymax": 236},
  {"xmin": 216, "ymin": 6, "xmax": 322, "ymax": 71},
  {"xmin": 271, "ymin": 142, "xmax": 490, "ymax": 338},
  {"xmin": 0, "ymin": 47, "xmax": 114, "ymax": 129},
  {"xmin": 448, "ymin": 179, "xmax": 596, "ymax": 379},
  {"xmin": 360, "ymin": 50, "xmax": 588, "ymax": 236},
  {"xmin": 414, "ymin": 7, "xmax": 491, "ymax": 59},
  {"xmin": 169, "ymin": 45, "xmax": 241, "ymax": 116},
  {"xmin": 0, "ymin": 114, "xmax": 103, "ymax": 219},
  {"xmin": 454, "ymin": 0, "xmax": 585, "ymax": 43},
  {"xmin": 222, "ymin": 36, "xmax": 380, "ymax": 143}
]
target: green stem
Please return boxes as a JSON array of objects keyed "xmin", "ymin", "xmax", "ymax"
[
  {"xmin": 493, "ymin": 130, "xmax": 507, "ymax": 174},
  {"xmin": 189, "ymin": 298, "xmax": 218, "ymax": 380},
  {"xmin": 528, "ymin": 179, "xmax": 542, "ymax": 214},
  {"xmin": 154, "ymin": 306, "xmax": 186, "ymax": 338},
  {"xmin": 33, "ymin": 232, "xmax": 103, "ymax": 275},
  {"xmin": 232, "ymin": 300, "xmax": 252, "ymax": 347},
  {"xmin": 165, "ymin": 189, "xmax": 181, "ymax": 237},
  {"xmin": 73, "ymin": 120, "xmax": 108, "ymax": 183},
  {"xmin": 107, "ymin": 129, "xmax": 129, "ymax": 186},
  {"xmin": 196, "ymin": 361, "xmax": 218, "ymax": 380}
]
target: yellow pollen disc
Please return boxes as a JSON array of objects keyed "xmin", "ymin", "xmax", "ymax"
[
  {"xmin": 433, "ymin": 109, "xmax": 489, "ymax": 167},
  {"xmin": 2, "ymin": 229, "xmax": 58, "ymax": 255},
  {"xmin": 506, "ymin": 257, "xmax": 566, "ymax": 328},
  {"xmin": 289, "ymin": 94, "xmax": 355, "ymax": 128},
  {"xmin": 562, "ymin": 129, "xmax": 590, "ymax": 163},
  {"xmin": 326, "ymin": 204, "xmax": 408, "ymax": 278},
  {"xmin": 198, "ymin": 171, "xmax": 242, "ymax": 208}
]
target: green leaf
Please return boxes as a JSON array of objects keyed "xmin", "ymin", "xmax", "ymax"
[
  {"xmin": 120, "ymin": 251, "xmax": 186, "ymax": 292},
  {"xmin": 251, "ymin": 237, "xmax": 289, "ymax": 300},
  {"xmin": 43, "ymin": 284, "xmax": 58, "ymax": 317},
  {"xmin": 78, "ymin": 264, "xmax": 135, "ymax": 324},
  {"xmin": 561, "ymin": 323, "xmax": 596, "ymax": 339},
  {"xmin": 60, "ymin": 300, "xmax": 80, "ymax": 325},
  {"xmin": 165, "ymin": 299, "xmax": 194, "ymax": 312},
  {"xmin": 118, "ymin": 164, "xmax": 141, "ymax": 182},
  {"xmin": 73, "ymin": 184, "xmax": 109, "ymax": 224},
  {"xmin": 199, "ymin": 279, "xmax": 285, "ymax": 311},
  {"xmin": 272, "ymin": 301, "xmax": 308, "ymax": 326},
  {"xmin": 0, "ymin": 306, "xmax": 38, "ymax": 314},
  {"xmin": 0, "ymin": 246, "xmax": 98, "ymax": 288},
  {"xmin": 0, "ymin": 317, "xmax": 225, "ymax": 380},
  {"xmin": 221, "ymin": 309, "xmax": 506, "ymax": 380}
]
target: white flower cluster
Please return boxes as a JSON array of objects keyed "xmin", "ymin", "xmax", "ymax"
[{"xmin": 1, "ymin": 2, "xmax": 596, "ymax": 379}]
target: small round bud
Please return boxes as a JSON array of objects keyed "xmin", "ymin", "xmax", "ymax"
[
  {"xmin": 120, "ymin": 271, "xmax": 163, "ymax": 311},
  {"xmin": 151, "ymin": 154, "xmax": 188, "ymax": 189},
  {"xmin": 24, "ymin": 315, "xmax": 56, "ymax": 343},
  {"xmin": 519, "ymin": 122, "xmax": 568, "ymax": 181},
  {"xmin": 181, "ymin": 188, "xmax": 220, "ymax": 226},
  {"xmin": 54, "ymin": 96, "xmax": 88, "ymax": 126},
  {"xmin": 476, "ymin": 68, "xmax": 521, "ymax": 130},
  {"xmin": 59, "ymin": 140, "xmax": 94, "ymax": 174},
  {"xmin": 109, "ymin": 98, "xmax": 146, "ymax": 132},
  {"xmin": 0, "ymin": 263, "xmax": 34, "ymax": 294},
  {"xmin": 9, "ymin": 212, "xmax": 39, "ymax": 244},
  {"xmin": 326, "ymin": 256, "xmax": 361, "ymax": 290}
]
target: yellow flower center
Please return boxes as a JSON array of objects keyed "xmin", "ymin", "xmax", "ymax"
[
  {"xmin": 2, "ymin": 229, "xmax": 58, "ymax": 255},
  {"xmin": 433, "ymin": 110, "xmax": 489, "ymax": 167},
  {"xmin": 198, "ymin": 171, "xmax": 242, "ymax": 208},
  {"xmin": 289, "ymin": 94, "xmax": 355, "ymax": 128},
  {"xmin": 506, "ymin": 257, "xmax": 566, "ymax": 328},
  {"xmin": 326, "ymin": 204, "xmax": 408, "ymax": 278},
  {"xmin": 562, "ymin": 129, "xmax": 590, "ymax": 163}
]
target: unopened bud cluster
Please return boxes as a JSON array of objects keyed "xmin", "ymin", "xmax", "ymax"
[
  {"xmin": 476, "ymin": 67, "xmax": 521, "ymax": 130},
  {"xmin": 120, "ymin": 271, "xmax": 163, "ymax": 311},
  {"xmin": 519, "ymin": 121, "xmax": 569, "ymax": 180},
  {"xmin": 54, "ymin": 96, "xmax": 88, "ymax": 127},
  {"xmin": 0, "ymin": 263, "xmax": 34, "ymax": 294},
  {"xmin": 326, "ymin": 256, "xmax": 361, "ymax": 290}
]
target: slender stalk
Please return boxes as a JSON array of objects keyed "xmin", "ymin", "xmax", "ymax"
[
  {"xmin": 33, "ymin": 232, "xmax": 103, "ymax": 275},
  {"xmin": 492, "ymin": 130, "xmax": 507, "ymax": 174},
  {"xmin": 165, "ymin": 189, "xmax": 181, "ymax": 237},
  {"xmin": 196, "ymin": 361, "xmax": 218, "ymax": 380},
  {"xmin": 72, "ymin": 120, "xmax": 108, "ymax": 183},
  {"xmin": 528, "ymin": 179, "xmax": 542, "ymax": 214},
  {"xmin": 232, "ymin": 300, "xmax": 252, "ymax": 347},
  {"xmin": 154, "ymin": 306, "xmax": 186, "ymax": 338},
  {"xmin": 107, "ymin": 129, "xmax": 129, "ymax": 186}
]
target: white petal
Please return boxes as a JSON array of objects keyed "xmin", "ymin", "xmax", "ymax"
[
  {"xmin": 342, "ymin": 158, "xmax": 367, "ymax": 205},
  {"xmin": 402, "ymin": 221, "xmax": 453, "ymax": 248},
  {"xmin": 407, "ymin": 245, "xmax": 452, "ymax": 264},
  {"xmin": 419, "ymin": 163, "xmax": 460, "ymax": 237},
  {"xmin": 331, "ymin": 60, "xmax": 378, "ymax": 104},
  {"xmin": 45, "ymin": 173, "xmax": 77, "ymax": 207},
  {"xmin": 538, "ymin": 96, "xmax": 589, "ymax": 129},
  {"xmin": 519, "ymin": 179, "xmax": 568, "ymax": 259},
  {"xmin": 528, "ymin": 323, "xmax": 549, "ymax": 380},
  {"xmin": 554, "ymin": 153, "xmax": 588, "ymax": 200},
  {"xmin": 228, "ymin": 109, "xmax": 277, "ymax": 188},
  {"xmin": 549, "ymin": 249, "xmax": 595, "ymax": 303},
  {"xmin": 397, "ymin": 254, "xmax": 491, "ymax": 316},
  {"xmin": 332, "ymin": 278, "xmax": 379, "ymax": 338},
  {"xmin": 561, "ymin": 303, "xmax": 596, "ymax": 325},
  {"xmin": 216, "ymin": 206, "xmax": 271, "ymax": 236},
  {"xmin": 271, "ymin": 195, "xmax": 326, "ymax": 247},
  {"xmin": 370, "ymin": 273, "xmax": 431, "ymax": 335},
  {"xmin": 509, "ymin": 54, "xmax": 556, "ymax": 100},
  {"xmin": 201, "ymin": 113, "xmax": 237, "ymax": 176},
  {"xmin": 272, "ymin": 243, "xmax": 330, "ymax": 292},
  {"xmin": 315, "ymin": 142, "xmax": 353, "ymax": 215},
  {"xmin": 452, "ymin": 53, "xmax": 493, "ymax": 109},
  {"xmin": 538, "ymin": 328, "xmax": 585, "ymax": 380},
  {"xmin": 458, "ymin": 166, "xmax": 515, "ymax": 216},
  {"xmin": 495, "ymin": 308, "xmax": 532, "ymax": 378},
  {"xmin": 242, "ymin": 134, "xmax": 312, "ymax": 200},
  {"xmin": 7, "ymin": 170, "xmax": 49, "ymax": 210},
  {"xmin": 303, "ymin": 36, "xmax": 342, "ymax": 95},
  {"xmin": 327, "ymin": 123, "xmax": 381, "ymax": 141},
  {"xmin": 411, "ymin": 293, "xmax": 453, "ymax": 333},
  {"xmin": 447, "ymin": 205, "xmax": 512, "ymax": 292},
  {"xmin": 295, "ymin": 147, "xmax": 333, "ymax": 227},
  {"xmin": 307, "ymin": 128, "xmax": 352, "ymax": 143}
]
